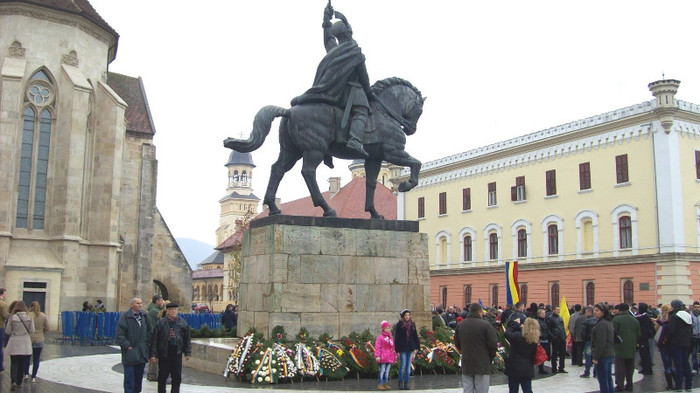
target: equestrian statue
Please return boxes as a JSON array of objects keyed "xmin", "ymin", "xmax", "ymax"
[{"xmin": 224, "ymin": 2, "xmax": 424, "ymax": 219}]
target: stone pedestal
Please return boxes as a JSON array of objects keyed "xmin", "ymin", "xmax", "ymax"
[{"xmin": 237, "ymin": 215, "xmax": 431, "ymax": 338}]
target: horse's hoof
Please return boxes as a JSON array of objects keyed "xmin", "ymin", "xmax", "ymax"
[
  {"xmin": 269, "ymin": 209, "xmax": 281, "ymax": 216},
  {"xmin": 323, "ymin": 209, "xmax": 337, "ymax": 217},
  {"xmin": 371, "ymin": 214, "xmax": 384, "ymax": 220}
]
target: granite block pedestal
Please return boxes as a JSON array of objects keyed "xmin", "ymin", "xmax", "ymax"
[{"xmin": 237, "ymin": 215, "xmax": 431, "ymax": 338}]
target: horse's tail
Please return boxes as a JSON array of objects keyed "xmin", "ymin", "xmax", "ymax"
[{"xmin": 223, "ymin": 105, "xmax": 289, "ymax": 152}]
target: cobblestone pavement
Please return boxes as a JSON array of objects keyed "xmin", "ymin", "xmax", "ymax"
[{"xmin": 0, "ymin": 332, "xmax": 696, "ymax": 392}]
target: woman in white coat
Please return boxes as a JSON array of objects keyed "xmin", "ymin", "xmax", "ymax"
[{"xmin": 5, "ymin": 300, "xmax": 34, "ymax": 390}]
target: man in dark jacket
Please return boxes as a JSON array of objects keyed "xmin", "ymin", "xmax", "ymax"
[
  {"xmin": 546, "ymin": 306, "xmax": 567, "ymax": 374},
  {"xmin": 149, "ymin": 303, "xmax": 191, "ymax": 393},
  {"xmin": 612, "ymin": 303, "xmax": 640, "ymax": 391},
  {"xmin": 636, "ymin": 302, "xmax": 655, "ymax": 375},
  {"xmin": 116, "ymin": 297, "xmax": 152, "ymax": 393},
  {"xmin": 507, "ymin": 302, "xmax": 527, "ymax": 325},
  {"xmin": 454, "ymin": 303, "xmax": 498, "ymax": 393},
  {"xmin": 580, "ymin": 307, "xmax": 598, "ymax": 378},
  {"xmin": 665, "ymin": 300, "xmax": 693, "ymax": 391}
]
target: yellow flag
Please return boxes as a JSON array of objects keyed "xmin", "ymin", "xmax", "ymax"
[{"xmin": 560, "ymin": 296, "xmax": 570, "ymax": 337}]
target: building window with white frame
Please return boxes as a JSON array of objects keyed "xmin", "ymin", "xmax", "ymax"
[
  {"xmin": 463, "ymin": 235, "xmax": 472, "ymax": 262},
  {"xmin": 489, "ymin": 233, "xmax": 498, "ymax": 260},
  {"xmin": 511, "ymin": 176, "xmax": 526, "ymax": 202},
  {"xmin": 517, "ymin": 228, "xmax": 527, "ymax": 257},
  {"xmin": 417, "ymin": 197, "xmax": 425, "ymax": 218},
  {"xmin": 462, "ymin": 188, "xmax": 471, "ymax": 211},
  {"xmin": 619, "ymin": 216, "xmax": 632, "ymax": 249},
  {"xmin": 488, "ymin": 182, "xmax": 497, "ymax": 206},
  {"xmin": 548, "ymin": 224, "xmax": 559, "ymax": 255},
  {"xmin": 439, "ymin": 192, "xmax": 447, "ymax": 215}
]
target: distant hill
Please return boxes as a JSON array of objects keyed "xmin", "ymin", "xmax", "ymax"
[{"xmin": 176, "ymin": 238, "xmax": 215, "ymax": 270}]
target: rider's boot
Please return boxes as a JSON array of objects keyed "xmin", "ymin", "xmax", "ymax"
[{"xmin": 347, "ymin": 115, "xmax": 369, "ymax": 157}]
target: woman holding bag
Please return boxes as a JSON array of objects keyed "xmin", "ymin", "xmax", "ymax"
[
  {"xmin": 504, "ymin": 317, "xmax": 540, "ymax": 393},
  {"xmin": 5, "ymin": 301, "xmax": 35, "ymax": 390}
]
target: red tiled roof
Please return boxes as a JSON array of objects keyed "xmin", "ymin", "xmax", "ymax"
[
  {"xmin": 192, "ymin": 269, "xmax": 224, "ymax": 279},
  {"xmin": 215, "ymin": 227, "xmax": 245, "ymax": 251},
  {"xmin": 255, "ymin": 177, "xmax": 397, "ymax": 220},
  {"xmin": 4, "ymin": 0, "xmax": 119, "ymax": 62},
  {"xmin": 106, "ymin": 73, "xmax": 155, "ymax": 135}
]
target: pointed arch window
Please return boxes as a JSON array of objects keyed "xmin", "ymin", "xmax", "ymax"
[{"xmin": 17, "ymin": 70, "xmax": 55, "ymax": 229}]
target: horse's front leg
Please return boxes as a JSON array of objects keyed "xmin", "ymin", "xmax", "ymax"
[
  {"xmin": 363, "ymin": 158, "xmax": 384, "ymax": 219},
  {"xmin": 384, "ymin": 149, "xmax": 422, "ymax": 192},
  {"xmin": 301, "ymin": 151, "xmax": 337, "ymax": 217},
  {"xmin": 264, "ymin": 150, "xmax": 302, "ymax": 215}
]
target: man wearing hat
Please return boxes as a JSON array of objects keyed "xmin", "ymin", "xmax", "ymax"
[
  {"xmin": 149, "ymin": 303, "xmax": 191, "ymax": 393},
  {"xmin": 146, "ymin": 294, "xmax": 165, "ymax": 381}
]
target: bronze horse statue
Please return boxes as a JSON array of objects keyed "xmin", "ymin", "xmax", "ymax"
[{"xmin": 224, "ymin": 77, "xmax": 424, "ymax": 219}]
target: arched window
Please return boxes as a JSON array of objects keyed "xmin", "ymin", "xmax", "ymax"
[
  {"xmin": 491, "ymin": 284, "xmax": 499, "ymax": 307},
  {"xmin": 623, "ymin": 280, "xmax": 634, "ymax": 304},
  {"xmin": 241, "ymin": 170, "xmax": 248, "ymax": 184},
  {"xmin": 619, "ymin": 216, "xmax": 632, "ymax": 249},
  {"xmin": 517, "ymin": 229, "xmax": 527, "ymax": 257},
  {"xmin": 489, "ymin": 233, "xmax": 498, "ymax": 260},
  {"xmin": 440, "ymin": 286, "xmax": 447, "ymax": 309},
  {"xmin": 586, "ymin": 282, "xmax": 595, "ymax": 306},
  {"xmin": 550, "ymin": 283, "xmax": 560, "ymax": 306},
  {"xmin": 232, "ymin": 170, "xmax": 239, "ymax": 183},
  {"xmin": 439, "ymin": 238, "xmax": 447, "ymax": 264},
  {"xmin": 548, "ymin": 224, "xmax": 559, "ymax": 254},
  {"xmin": 463, "ymin": 235, "xmax": 472, "ymax": 262},
  {"xmin": 464, "ymin": 284, "xmax": 472, "ymax": 305},
  {"xmin": 17, "ymin": 70, "xmax": 55, "ymax": 230},
  {"xmin": 519, "ymin": 284, "xmax": 528, "ymax": 303}
]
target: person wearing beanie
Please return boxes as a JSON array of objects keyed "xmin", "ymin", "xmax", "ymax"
[
  {"xmin": 149, "ymin": 303, "xmax": 191, "ymax": 393},
  {"xmin": 394, "ymin": 310, "xmax": 420, "ymax": 390},
  {"xmin": 375, "ymin": 321, "xmax": 397, "ymax": 390},
  {"xmin": 665, "ymin": 299, "xmax": 693, "ymax": 391}
]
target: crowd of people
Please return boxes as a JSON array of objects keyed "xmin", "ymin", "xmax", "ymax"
[
  {"xmin": 439, "ymin": 299, "xmax": 699, "ymax": 393},
  {"xmin": 0, "ymin": 288, "xmax": 50, "ymax": 391}
]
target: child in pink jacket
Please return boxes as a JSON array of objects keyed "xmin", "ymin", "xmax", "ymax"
[{"xmin": 375, "ymin": 320, "xmax": 397, "ymax": 390}]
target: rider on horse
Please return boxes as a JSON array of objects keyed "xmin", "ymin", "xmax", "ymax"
[{"xmin": 291, "ymin": 3, "xmax": 377, "ymax": 158}]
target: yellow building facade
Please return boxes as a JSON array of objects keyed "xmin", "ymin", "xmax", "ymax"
[{"xmin": 397, "ymin": 80, "xmax": 700, "ymax": 307}]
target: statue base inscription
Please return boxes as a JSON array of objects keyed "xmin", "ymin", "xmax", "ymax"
[{"xmin": 237, "ymin": 215, "xmax": 431, "ymax": 338}]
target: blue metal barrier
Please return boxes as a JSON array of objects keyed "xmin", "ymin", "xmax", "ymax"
[
  {"xmin": 55, "ymin": 311, "xmax": 121, "ymax": 345},
  {"xmin": 179, "ymin": 313, "xmax": 222, "ymax": 330},
  {"xmin": 56, "ymin": 311, "xmax": 222, "ymax": 345}
]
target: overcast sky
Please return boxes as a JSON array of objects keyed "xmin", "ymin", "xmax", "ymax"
[{"xmin": 89, "ymin": 0, "xmax": 700, "ymax": 245}]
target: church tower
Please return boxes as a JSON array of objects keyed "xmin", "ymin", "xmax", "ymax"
[{"xmin": 216, "ymin": 151, "xmax": 259, "ymax": 245}]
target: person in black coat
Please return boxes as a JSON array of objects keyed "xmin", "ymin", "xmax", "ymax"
[
  {"xmin": 221, "ymin": 304, "xmax": 237, "ymax": 332},
  {"xmin": 504, "ymin": 318, "xmax": 539, "ymax": 393},
  {"xmin": 546, "ymin": 306, "xmax": 567, "ymax": 374},
  {"xmin": 394, "ymin": 309, "xmax": 420, "ymax": 390},
  {"xmin": 665, "ymin": 300, "xmax": 693, "ymax": 391},
  {"xmin": 535, "ymin": 308, "xmax": 550, "ymax": 375},
  {"xmin": 636, "ymin": 302, "xmax": 655, "ymax": 375}
]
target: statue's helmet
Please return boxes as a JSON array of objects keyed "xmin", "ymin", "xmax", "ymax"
[{"xmin": 330, "ymin": 20, "xmax": 352, "ymax": 38}]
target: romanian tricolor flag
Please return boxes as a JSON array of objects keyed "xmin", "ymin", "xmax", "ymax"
[{"xmin": 505, "ymin": 261, "xmax": 520, "ymax": 306}]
